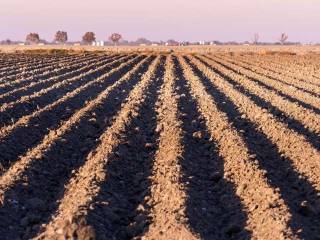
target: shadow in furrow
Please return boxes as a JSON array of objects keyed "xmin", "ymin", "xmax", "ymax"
[
  {"xmin": 0, "ymin": 54, "xmax": 98, "ymax": 94},
  {"xmin": 0, "ymin": 55, "xmax": 120, "ymax": 105},
  {"xmin": 0, "ymin": 56, "xmax": 146, "ymax": 172},
  {"xmin": 83, "ymin": 57, "xmax": 165, "ymax": 240},
  {"xmin": 194, "ymin": 56, "xmax": 320, "ymax": 152},
  {"xmin": 0, "ymin": 56, "xmax": 156, "ymax": 240},
  {"xmin": 205, "ymin": 56, "xmax": 320, "ymax": 115},
  {"xmin": 237, "ymin": 56, "xmax": 320, "ymax": 89},
  {"xmin": 173, "ymin": 57, "xmax": 251, "ymax": 240},
  {"xmin": 185, "ymin": 57, "xmax": 320, "ymax": 239},
  {"xmin": 219, "ymin": 57, "xmax": 320, "ymax": 99},
  {"xmin": 0, "ymin": 55, "xmax": 136, "ymax": 127}
]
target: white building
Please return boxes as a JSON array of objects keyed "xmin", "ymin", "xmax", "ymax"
[{"xmin": 92, "ymin": 41, "xmax": 105, "ymax": 46}]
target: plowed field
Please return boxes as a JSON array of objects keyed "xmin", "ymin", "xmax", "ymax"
[{"xmin": 0, "ymin": 52, "xmax": 319, "ymax": 240}]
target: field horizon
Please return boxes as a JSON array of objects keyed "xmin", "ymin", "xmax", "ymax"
[{"xmin": 1, "ymin": 44, "xmax": 320, "ymax": 55}]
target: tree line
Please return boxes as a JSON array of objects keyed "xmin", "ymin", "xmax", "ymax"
[
  {"xmin": 1, "ymin": 31, "xmax": 298, "ymax": 46},
  {"xmin": 25, "ymin": 31, "xmax": 123, "ymax": 45}
]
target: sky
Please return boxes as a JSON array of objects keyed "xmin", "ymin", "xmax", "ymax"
[{"xmin": 0, "ymin": 0, "xmax": 319, "ymax": 43}]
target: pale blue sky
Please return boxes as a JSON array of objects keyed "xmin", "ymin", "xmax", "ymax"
[{"xmin": 0, "ymin": 0, "xmax": 319, "ymax": 42}]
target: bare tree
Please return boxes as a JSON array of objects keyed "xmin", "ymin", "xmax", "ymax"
[
  {"xmin": 54, "ymin": 31, "xmax": 68, "ymax": 44},
  {"xmin": 82, "ymin": 32, "xmax": 96, "ymax": 44},
  {"xmin": 109, "ymin": 33, "xmax": 122, "ymax": 45},
  {"xmin": 279, "ymin": 33, "xmax": 288, "ymax": 45},
  {"xmin": 252, "ymin": 33, "xmax": 260, "ymax": 45},
  {"xmin": 26, "ymin": 33, "xmax": 40, "ymax": 44}
]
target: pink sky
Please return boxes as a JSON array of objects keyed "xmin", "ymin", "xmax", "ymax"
[{"xmin": 0, "ymin": 0, "xmax": 319, "ymax": 43}]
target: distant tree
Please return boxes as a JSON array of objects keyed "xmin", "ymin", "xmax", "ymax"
[
  {"xmin": 82, "ymin": 32, "xmax": 96, "ymax": 44},
  {"xmin": 0, "ymin": 39, "xmax": 12, "ymax": 45},
  {"xmin": 166, "ymin": 39, "xmax": 179, "ymax": 46},
  {"xmin": 54, "ymin": 31, "xmax": 68, "ymax": 44},
  {"xmin": 279, "ymin": 33, "xmax": 288, "ymax": 45},
  {"xmin": 26, "ymin": 33, "xmax": 40, "ymax": 44},
  {"xmin": 252, "ymin": 33, "xmax": 259, "ymax": 45},
  {"xmin": 135, "ymin": 37, "xmax": 151, "ymax": 45},
  {"xmin": 109, "ymin": 33, "xmax": 122, "ymax": 45}
]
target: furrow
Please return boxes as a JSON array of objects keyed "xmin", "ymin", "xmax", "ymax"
[
  {"xmin": 0, "ymin": 54, "xmax": 120, "ymax": 104},
  {"xmin": 195, "ymin": 55, "xmax": 320, "ymax": 149},
  {"xmin": 219, "ymin": 55, "xmax": 320, "ymax": 98},
  {"xmin": 173, "ymin": 56, "xmax": 251, "ymax": 240},
  {"xmin": 0, "ymin": 54, "xmax": 133, "ymax": 127},
  {"xmin": 207, "ymin": 56, "xmax": 320, "ymax": 113},
  {"xmin": 189, "ymin": 56, "xmax": 320, "ymax": 190},
  {"xmin": 0, "ymin": 55, "xmax": 153, "ymax": 195},
  {"xmin": 0, "ymin": 53, "xmax": 82, "ymax": 81},
  {"xmin": 0, "ymin": 56, "xmax": 155, "ymax": 239},
  {"xmin": 233, "ymin": 54, "xmax": 320, "ymax": 88},
  {"xmin": 0, "ymin": 53, "xmax": 111, "ymax": 94},
  {"xmin": 0, "ymin": 53, "xmax": 75, "ymax": 76},
  {"xmin": 0, "ymin": 55, "xmax": 145, "ymax": 171},
  {"xmin": 34, "ymin": 56, "xmax": 161, "ymax": 240},
  {"xmin": 186, "ymin": 55, "xmax": 320, "ymax": 239},
  {"xmin": 178, "ymin": 55, "xmax": 294, "ymax": 239},
  {"xmin": 143, "ymin": 55, "xmax": 197, "ymax": 240}
]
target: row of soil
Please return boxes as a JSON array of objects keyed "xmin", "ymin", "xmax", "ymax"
[
  {"xmin": 0, "ymin": 53, "xmax": 87, "ymax": 81},
  {"xmin": 235, "ymin": 54, "xmax": 320, "ymax": 86},
  {"xmin": 0, "ymin": 54, "xmax": 121, "ymax": 105},
  {"xmin": 208, "ymin": 55, "xmax": 320, "ymax": 113},
  {"xmin": 0, "ymin": 53, "xmax": 318, "ymax": 239},
  {"xmin": 0, "ymin": 55, "xmax": 146, "ymax": 172},
  {"xmin": 173, "ymin": 56, "xmax": 250, "ymax": 240},
  {"xmin": 220, "ymin": 54, "xmax": 320, "ymax": 98},
  {"xmin": 36, "ymin": 56, "xmax": 163, "ymax": 240},
  {"xmin": 177, "ymin": 55, "xmax": 293, "ymax": 239},
  {"xmin": 0, "ymin": 55, "xmax": 157, "ymax": 239},
  {"xmin": 195, "ymin": 55, "xmax": 320, "ymax": 151},
  {"xmin": 184, "ymin": 55, "xmax": 320, "ymax": 239},
  {"xmin": 0, "ymin": 54, "xmax": 133, "ymax": 127},
  {"xmin": 0, "ymin": 53, "xmax": 111, "ymax": 94},
  {"xmin": 0, "ymin": 53, "xmax": 75, "ymax": 74},
  {"xmin": 142, "ymin": 56, "xmax": 196, "ymax": 239}
]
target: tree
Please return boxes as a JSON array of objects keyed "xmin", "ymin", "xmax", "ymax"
[
  {"xmin": 252, "ymin": 33, "xmax": 259, "ymax": 45},
  {"xmin": 82, "ymin": 32, "xmax": 96, "ymax": 44},
  {"xmin": 135, "ymin": 37, "xmax": 151, "ymax": 45},
  {"xmin": 26, "ymin": 33, "xmax": 40, "ymax": 44},
  {"xmin": 279, "ymin": 33, "xmax": 288, "ymax": 45},
  {"xmin": 166, "ymin": 39, "xmax": 179, "ymax": 46},
  {"xmin": 0, "ymin": 39, "xmax": 12, "ymax": 45},
  {"xmin": 109, "ymin": 33, "xmax": 122, "ymax": 45},
  {"xmin": 54, "ymin": 31, "xmax": 68, "ymax": 44}
]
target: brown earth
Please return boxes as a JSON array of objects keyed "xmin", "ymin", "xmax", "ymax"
[{"xmin": 0, "ymin": 51, "xmax": 319, "ymax": 240}]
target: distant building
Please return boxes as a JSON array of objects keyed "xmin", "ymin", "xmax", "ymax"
[{"xmin": 92, "ymin": 41, "xmax": 105, "ymax": 46}]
